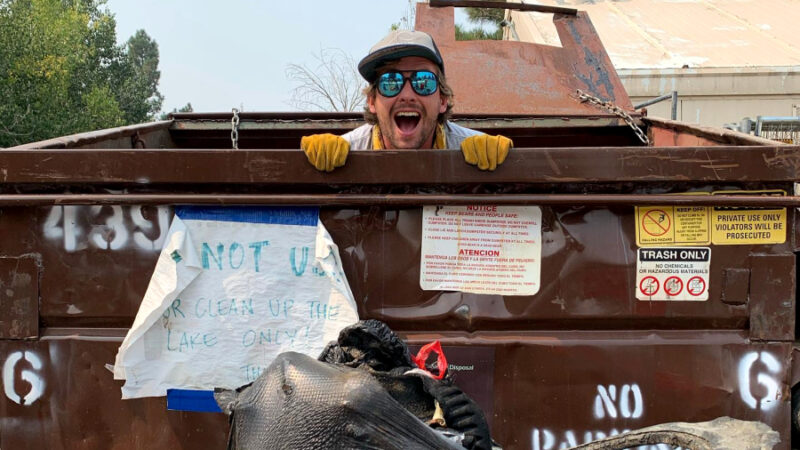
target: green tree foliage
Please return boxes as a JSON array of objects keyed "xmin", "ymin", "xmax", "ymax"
[
  {"xmin": 455, "ymin": 0, "xmax": 506, "ymax": 41},
  {"xmin": 455, "ymin": 24, "xmax": 503, "ymax": 41},
  {"xmin": 159, "ymin": 102, "xmax": 193, "ymax": 121},
  {"xmin": 81, "ymin": 84, "xmax": 126, "ymax": 131},
  {"xmin": 0, "ymin": 0, "xmax": 163, "ymax": 147},
  {"xmin": 465, "ymin": 4, "xmax": 505, "ymax": 26},
  {"xmin": 115, "ymin": 29, "xmax": 164, "ymax": 124}
]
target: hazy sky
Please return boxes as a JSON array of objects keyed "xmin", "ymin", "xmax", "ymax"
[{"xmin": 105, "ymin": 1, "xmax": 468, "ymax": 114}]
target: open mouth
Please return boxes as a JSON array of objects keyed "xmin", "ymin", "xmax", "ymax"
[{"xmin": 394, "ymin": 111, "xmax": 421, "ymax": 135}]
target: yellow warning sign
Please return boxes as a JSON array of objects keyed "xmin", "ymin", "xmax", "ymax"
[
  {"xmin": 674, "ymin": 206, "xmax": 710, "ymax": 244},
  {"xmin": 710, "ymin": 190, "xmax": 786, "ymax": 245},
  {"xmin": 635, "ymin": 206, "xmax": 710, "ymax": 246},
  {"xmin": 640, "ymin": 208, "xmax": 671, "ymax": 239},
  {"xmin": 636, "ymin": 190, "xmax": 788, "ymax": 247},
  {"xmin": 711, "ymin": 208, "xmax": 786, "ymax": 244}
]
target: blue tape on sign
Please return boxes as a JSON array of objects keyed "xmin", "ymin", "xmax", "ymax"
[
  {"xmin": 166, "ymin": 389, "xmax": 222, "ymax": 413},
  {"xmin": 175, "ymin": 206, "xmax": 318, "ymax": 226}
]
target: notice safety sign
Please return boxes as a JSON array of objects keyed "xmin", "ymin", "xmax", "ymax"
[
  {"xmin": 636, "ymin": 247, "xmax": 710, "ymax": 301},
  {"xmin": 420, "ymin": 205, "xmax": 542, "ymax": 295}
]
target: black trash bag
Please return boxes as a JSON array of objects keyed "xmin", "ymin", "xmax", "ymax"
[
  {"xmin": 319, "ymin": 319, "xmax": 493, "ymax": 450},
  {"xmin": 318, "ymin": 319, "xmax": 414, "ymax": 370},
  {"xmin": 421, "ymin": 377, "xmax": 493, "ymax": 450},
  {"xmin": 215, "ymin": 351, "xmax": 462, "ymax": 450},
  {"xmin": 216, "ymin": 320, "xmax": 495, "ymax": 450},
  {"xmin": 317, "ymin": 319, "xmax": 435, "ymax": 421}
]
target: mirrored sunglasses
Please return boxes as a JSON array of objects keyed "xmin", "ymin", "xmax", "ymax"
[{"xmin": 376, "ymin": 71, "xmax": 439, "ymax": 98}]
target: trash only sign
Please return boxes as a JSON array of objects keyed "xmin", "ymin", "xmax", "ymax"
[{"xmin": 636, "ymin": 247, "xmax": 710, "ymax": 301}]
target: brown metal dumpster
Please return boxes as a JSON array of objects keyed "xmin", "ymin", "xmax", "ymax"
[{"xmin": 2, "ymin": 3, "xmax": 799, "ymax": 449}]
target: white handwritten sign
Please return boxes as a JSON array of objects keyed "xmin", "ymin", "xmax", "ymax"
[{"xmin": 113, "ymin": 206, "xmax": 358, "ymax": 399}]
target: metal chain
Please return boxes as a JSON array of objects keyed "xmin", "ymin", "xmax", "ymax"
[
  {"xmin": 576, "ymin": 89, "xmax": 650, "ymax": 145},
  {"xmin": 231, "ymin": 108, "xmax": 240, "ymax": 149}
]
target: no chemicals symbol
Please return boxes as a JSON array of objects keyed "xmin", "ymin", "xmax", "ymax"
[
  {"xmin": 639, "ymin": 276, "xmax": 659, "ymax": 296},
  {"xmin": 664, "ymin": 276, "xmax": 683, "ymax": 296},
  {"xmin": 642, "ymin": 209, "xmax": 671, "ymax": 237},
  {"xmin": 687, "ymin": 276, "xmax": 706, "ymax": 296}
]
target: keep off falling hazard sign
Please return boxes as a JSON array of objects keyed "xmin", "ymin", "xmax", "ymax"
[{"xmin": 636, "ymin": 247, "xmax": 710, "ymax": 301}]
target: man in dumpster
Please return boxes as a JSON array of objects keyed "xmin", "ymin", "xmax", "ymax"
[{"xmin": 301, "ymin": 30, "xmax": 513, "ymax": 172}]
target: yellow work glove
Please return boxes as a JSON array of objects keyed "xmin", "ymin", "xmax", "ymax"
[
  {"xmin": 301, "ymin": 133, "xmax": 349, "ymax": 172},
  {"xmin": 460, "ymin": 134, "xmax": 513, "ymax": 171}
]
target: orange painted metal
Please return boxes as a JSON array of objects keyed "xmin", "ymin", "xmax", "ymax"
[{"xmin": 417, "ymin": 4, "xmax": 633, "ymax": 115}]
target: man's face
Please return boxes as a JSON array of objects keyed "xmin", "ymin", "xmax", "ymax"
[{"xmin": 367, "ymin": 56, "xmax": 447, "ymax": 149}]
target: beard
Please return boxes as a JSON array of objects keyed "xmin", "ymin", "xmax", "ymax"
[{"xmin": 378, "ymin": 104, "xmax": 439, "ymax": 150}]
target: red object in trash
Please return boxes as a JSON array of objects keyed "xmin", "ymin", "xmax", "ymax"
[{"xmin": 410, "ymin": 340, "xmax": 448, "ymax": 380}]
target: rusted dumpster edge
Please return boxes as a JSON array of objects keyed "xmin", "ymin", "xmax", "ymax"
[
  {"xmin": 1, "ymin": 146, "xmax": 799, "ymax": 185},
  {"xmin": 0, "ymin": 193, "xmax": 797, "ymax": 207},
  {"xmin": 646, "ymin": 117, "xmax": 784, "ymax": 146},
  {"xmin": 8, "ymin": 121, "xmax": 173, "ymax": 150}
]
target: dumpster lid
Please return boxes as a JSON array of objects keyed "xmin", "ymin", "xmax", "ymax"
[{"xmin": 418, "ymin": 2, "xmax": 633, "ymax": 115}]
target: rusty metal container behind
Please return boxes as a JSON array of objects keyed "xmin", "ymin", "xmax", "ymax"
[{"xmin": 2, "ymin": 3, "xmax": 799, "ymax": 449}]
